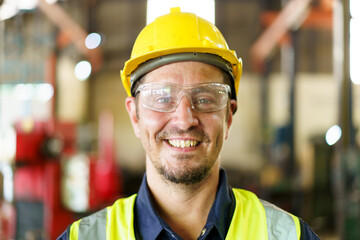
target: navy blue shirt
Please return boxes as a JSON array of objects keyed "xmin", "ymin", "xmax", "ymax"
[
  {"xmin": 134, "ymin": 169, "xmax": 235, "ymax": 240},
  {"xmin": 57, "ymin": 169, "xmax": 319, "ymax": 240}
]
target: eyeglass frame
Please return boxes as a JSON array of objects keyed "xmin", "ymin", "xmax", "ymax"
[{"xmin": 134, "ymin": 82, "xmax": 232, "ymax": 113}]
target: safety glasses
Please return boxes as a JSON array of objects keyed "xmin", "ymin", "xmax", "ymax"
[{"xmin": 135, "ymin": 82, "xmax": 231, "ymax": 113}]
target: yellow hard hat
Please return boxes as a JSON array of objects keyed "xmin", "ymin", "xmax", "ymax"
[{"xmin": 120, "ymin": 7, "xmax": 242, "ymax": 101}]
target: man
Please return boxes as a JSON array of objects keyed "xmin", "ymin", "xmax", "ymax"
[{"xmin": 58, "ymin": 7, "xmax": 319, "ymax": 240}]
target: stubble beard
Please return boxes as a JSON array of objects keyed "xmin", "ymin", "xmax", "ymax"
[
  {"xmin": 157, "ymin": 157, "xmax": 213, "ymax": 186},
  {"xmin": 152, "ymin": 127, "xmax": 215, "ymax": 186}
]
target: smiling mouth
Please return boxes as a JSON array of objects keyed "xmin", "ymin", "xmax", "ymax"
[{"xmin": 167, "ymin": 139, "xmax": 200, "ymax": 148}]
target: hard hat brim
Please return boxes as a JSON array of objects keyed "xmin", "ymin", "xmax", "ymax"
[{"xmin": 121, "ymin": 49, "xmax": 242, "ymax": 99}]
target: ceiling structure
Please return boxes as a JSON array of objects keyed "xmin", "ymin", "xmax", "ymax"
[{"xmin": 0, "ymin": 0, "xmax": 333, "ymax": 80}]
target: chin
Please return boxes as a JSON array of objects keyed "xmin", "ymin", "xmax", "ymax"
[{"xmin": 159, "ymin": 163, "xmax": 213, "ymax": 186}]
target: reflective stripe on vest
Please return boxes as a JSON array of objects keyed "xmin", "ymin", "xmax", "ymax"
[
  {"xmin": 69, "ymin": 195, "xmax": 136, "ymax": 240},
  {"xmin": 226, "ymin": 189, "xmax": 300, "ymax": 239},
  {"xmin": 260, "ymin": 199, "xmax": 301, "ymax": 240},
  {"xmin": 70, "ymin": 189, "xmax": 300, "ymax": 239}
]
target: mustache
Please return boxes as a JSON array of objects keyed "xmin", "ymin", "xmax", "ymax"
[{"xmin": 156, "ymin": 126, "xmax": 210, "ymax": 143}]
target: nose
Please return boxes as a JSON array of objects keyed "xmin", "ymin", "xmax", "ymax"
[{"xmin": 172, "ymin": 95, "xmax": 199, "ymax": 129}]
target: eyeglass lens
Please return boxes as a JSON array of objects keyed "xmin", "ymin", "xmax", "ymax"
[{"xmin": 137, "ymin": 83, "xmax": 230, "ymax": 113}]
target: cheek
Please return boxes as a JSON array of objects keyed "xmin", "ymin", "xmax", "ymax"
[
  {"xmin": 205, "ymin": 114, "xmax": 228, "ymax": 140},
  {"xmin": 210, "ymin": 114, "xmax": 227, "ymax": 130},
  {"xmin": 138, "ymin": 111, "xmax": 168, "ymax": 140}
]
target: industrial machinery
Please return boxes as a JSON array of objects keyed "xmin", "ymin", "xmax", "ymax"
[{"xmin": 11, "ymin": 112, "xmax": 122, "ymax": 240}]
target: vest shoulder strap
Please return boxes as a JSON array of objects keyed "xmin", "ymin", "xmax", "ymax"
[
  {"xmin": 227, "ymin": 188, "xmax": 301, "ymax": 240},
  {"xmin": 69, "ymin": 194, "xmax": 137, "ymax": 240},
  {"xmin": 226, "ymin": 188, "xmax": 268, "ymax": 239},
  {"xmin": 107, "ymin": 194, "xmax": 137, "ymax": 240},
  {"xmin": 260, "ymin": 199, "xmax": 301, "ymax": 240}
]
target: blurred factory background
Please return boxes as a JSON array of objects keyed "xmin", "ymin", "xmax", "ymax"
[{"xmin": 0, "ymin": 0, "xmax": 359, "ymax": 239}]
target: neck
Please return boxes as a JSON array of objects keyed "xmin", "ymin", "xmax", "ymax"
[{"xmin": 146, "ymin": 162, "xmax": 220, "ymax": 240}]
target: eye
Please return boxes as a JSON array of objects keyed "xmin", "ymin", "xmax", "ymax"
[
  {"xmin": 193, "ymin": 94, "xmax": 218, "ymax": 107},
  {"xmin": 195, "ymin": 97, "xmax": 214, "ymax": 105},
  {"xmin": 155, "ymin": 96, "xmax": 171, "ymax": 104}
]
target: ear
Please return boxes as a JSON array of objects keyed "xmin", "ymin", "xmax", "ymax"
[
  {"xmin": 225, "ymin": 100, "xmax": 237, "ymax": 139},
  {"xmin": 125, "ymin": 97, "xmax": 141, "ymax": 138}
]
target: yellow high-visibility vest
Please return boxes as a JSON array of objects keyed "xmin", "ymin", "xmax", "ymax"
[{"xmin": 69, "ymin": 189, "xmax": 301, "ymax": 240}]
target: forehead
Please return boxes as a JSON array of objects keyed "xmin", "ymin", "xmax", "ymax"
[{"xmin": 142, "ymin": 61, "xmax": 224, "ymax": 85}]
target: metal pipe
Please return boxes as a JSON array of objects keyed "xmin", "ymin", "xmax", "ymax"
[
  {"xmin": 338, "ymin": 0, "xmax": 354, "ymax": 148},
  {"xmin": 332, "ymin": 0, "xmax": 353, "ymax": 237},
  {"xmin": 37, "ymin": 0, "xmax": 102, "ymax": 71},
  {"xmin": 250, "ymin": 0, "xmax": 312, "ymax": 71}
]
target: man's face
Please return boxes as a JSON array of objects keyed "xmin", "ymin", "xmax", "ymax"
[{"xmin": 126, "ymin": 61, "xmax": 237, "ymax": 185}]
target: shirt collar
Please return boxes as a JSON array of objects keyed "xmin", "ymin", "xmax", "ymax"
[
  {"xmin": 205, "ymin": 169, "xmax": 234, "ymax": 239},
  {"xmin": 134, "ymin": 174, "xmax": 163, "ymax": 240},
  {"xmin": 134, "ymin": 169, "xmax": 234, "ymax": 240}
]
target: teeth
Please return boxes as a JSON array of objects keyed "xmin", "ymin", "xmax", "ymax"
[{"xmin": 168, "ymin": 139, "xmax": 199, "ymax": 148}]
